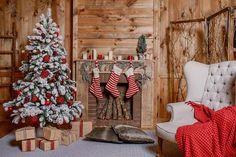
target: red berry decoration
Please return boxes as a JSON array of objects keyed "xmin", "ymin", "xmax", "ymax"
[
  {"xmin": 44, "ymin": 99, "xmax": 51, "ymax": 106},
  {"xmin": 31, "ymin": 95, "xmax": 38, "ymax": 102},
  {"xmin": 8, "ymin": 106, "xmax": 13, "ymax": 112},
  {"xmin": 30, "ymin": 116, "xmax": 39, "ymax": 126},
  {"xmin": 54, "ymin": 32, "xmax": 59, "ymax": 37},
  {"xmin": 53, "ymin": 51, "xmax": 58, "ymax": 56},
  {"xmin": 67, "ymin": 100, "xmax": 73, "ymax": 107},
  {"xmin": 42, "ymin": 33, "xmax": 46, "ymax": 39},
  {"xmin": 43, "ymin": 55, "xmax": 50, "ymax": 63},
  {"xmin": 56, "ymin": 96, "xmax": 65, "ymax": 104},
  {"xmin": 40, "ymin": 70, "xmax": 49, "ymax": 78},
  {"xmin": 46, "ymin": 93, "xmax": 52, "ymax": 99},
  {"xmin": 24, "ymin": 97, "xmax": 30, "ymax": 103},
  {"xmin": 61, "ymin": 58, "xmax": 67, "ymax": 64}
]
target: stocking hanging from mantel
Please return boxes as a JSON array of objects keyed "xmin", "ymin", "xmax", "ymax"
[{"xmin": 89, "ymin": 67, "xmax": 103, "ymax": 99}]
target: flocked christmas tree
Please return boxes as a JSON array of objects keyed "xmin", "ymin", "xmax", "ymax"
[{"xmin": 3, "ymin": 9, "xmax": 83, "ymax": 127}]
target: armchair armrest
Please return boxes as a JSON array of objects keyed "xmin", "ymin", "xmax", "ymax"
[{"xmin": 167, "ymin": 102, "xmax": 197, "ymax": 124}]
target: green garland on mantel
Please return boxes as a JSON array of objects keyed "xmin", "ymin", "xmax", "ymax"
[{"xmin": 79, "ymin": 60, "xmax": 151, "ymax": 88}]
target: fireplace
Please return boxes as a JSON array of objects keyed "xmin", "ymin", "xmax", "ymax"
[
  {"xmin": 88, "ymin": 73, "xmax": 142, "ymax": 127},
  {"xmin": 74, "ymin": 60, "xmax": 155, "ymax": 129}
]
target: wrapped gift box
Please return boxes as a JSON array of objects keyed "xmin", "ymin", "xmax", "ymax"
[
  {"xmin": 35, "ymin": 138, "xmax": 44, "ymax": 148},
  {"xmin": 71, "ymin": 120, "xmax": 92, "ymax": 138},
  {"xmin": 21, "ymin": 139, "xmax": 36, "ymax": 152},
  {"xmin": 39, "ymin": 139, "xmax": 59, "ymax": 151},
  {"xmin": 15, "ymin": 127, "xmax": 36, "ymax": 141},
  {"xmin": 43, "ymin": 127, "xmax": 61, "ymax": 141},
  {"xmin": 61, "ymin": 130, "xmax": 77, "ymax": 145}
]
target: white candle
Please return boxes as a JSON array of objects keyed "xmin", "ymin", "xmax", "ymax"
[
  {"xmin": 108, "ymin": 51, "xmax": 113, "ymax": 60},
  {"xmin": 134, "ymin": 55, "xmax": 138, "ymax": 61},
  {"xmin": 92, "ymin": 49, "xmax": 97, "ymax": 60},
  {"xmin": 82, "ymin": 52, "xmax": 87, "ymax": 60},
  {"xmin": 117, "ymin": 56, "xmax": 122, "ymax": 60},
  {"xmin": 104, "ymin": 55, "xmax": 109, "ymax": 60}
]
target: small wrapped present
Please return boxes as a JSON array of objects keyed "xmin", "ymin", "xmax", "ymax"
[
  {"xmin": 21, "ymin": 139, "xmax": 36, "ymax": 152},
  {"xmin": 15, "ymin": 127, "xmax": 36, "ymax": 141},
  {"xmin": 43, "ymin": 126, "xmax": 61, "ymax": 141},
  {"xmin": 71, "ymin": 120, "xmax": 92, "ymax": 138},
  {"xmin": 39, "ymin": 139, "xmax": 59, "ymax": 151},
  {"xmin": 61, "ymin": 130, "xmax": 77, "ymax": 145},
  {"xmin": 35, "ymin": 138, "xmax": 44, "ymax": 148}
]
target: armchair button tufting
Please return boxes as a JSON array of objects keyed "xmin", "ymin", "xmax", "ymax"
[
  {"xmin": 218, "ymin": 65, "xmax": 220, "ymax": 68},
  {"xmin": 220, "ymin": 73, "xmax": 223, "ymax": 76}
]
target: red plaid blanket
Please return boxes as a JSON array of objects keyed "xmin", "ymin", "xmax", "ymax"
[{"xmin": 176, "ymin": 102, "xmax": 236, "ymax": 157}]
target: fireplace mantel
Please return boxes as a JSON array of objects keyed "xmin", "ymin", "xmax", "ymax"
[{"xmin": 74, "ymin": 60, "xmax": 155, "ymax": 129}]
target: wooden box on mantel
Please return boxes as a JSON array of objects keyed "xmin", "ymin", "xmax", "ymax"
[{"xmin": 74, "ymin": 60, "xmax": 155, "ymax": 129}]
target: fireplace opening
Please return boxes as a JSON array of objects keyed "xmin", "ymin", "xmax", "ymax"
[{"xmin": 87, "ymin": 73, "xmax": 141, "ymax": 127}]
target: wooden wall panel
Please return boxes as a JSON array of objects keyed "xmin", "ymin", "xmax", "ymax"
[
  {"xmin": 73, "ymin": 0, "xmax": 154, "ymax": 59},
  {"xmin": 157, "ymin": 0, "xmax": 236, "ymax": 121}
]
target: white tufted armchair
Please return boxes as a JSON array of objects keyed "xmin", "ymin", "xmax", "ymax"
[{"xmin": 156, "ymin": 61, "xmax": 236, "ymax": 157}]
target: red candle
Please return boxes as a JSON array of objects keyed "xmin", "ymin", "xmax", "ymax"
[
  {"xmin": 88, "ymin": 54, "xmax": 93, "ymax": 60},
  {"xmin": 97, "ymin": 54, "xmax": 104, "ymax": 60},
  {"xmin": 127, "ymin": 55, "xmax": 134, "ymax": 60}
]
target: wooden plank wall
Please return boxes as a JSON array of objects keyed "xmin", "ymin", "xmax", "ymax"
[
  {"xmin": 157, "ymin": 0, "xmax": 236, "ymax": 121},
  {"xmin": 72, "ymin": 0, "xmax": 155, "ymax": 60},
  {"xmin": 0, "ymin": 0, "xmax": 71, "ymax": 137}
]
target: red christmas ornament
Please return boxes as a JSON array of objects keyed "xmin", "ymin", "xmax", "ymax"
[
  {"xmin": 53, "ymin": 51, "xmax": 58, "ymax": 56},
  {"xmin": 67, "ymin": 100, "xmax": 73, "ymax": 107},
  {"xmin": 43, "ymin": 55, "xmax": 50, "ymax": 63},
  {"xmin": 30, "ymin": 116, "xmax": 39, "ymax": 126},
  {"xmin": 40, "ymin": 70, "xmax": 49, "ymax": 78},
  {"xmin": 54, "ymin": 32, "xmax": 59, "ymax": 37},
  {"xmin": 31, "ymin": 95, "xmax": 38, "ymax": 102},
  {"xmin": 61, "ymin": 58, "xmax": 67, "ymax": 64},
  {"xmin": 56, "ymin": 96, "xmax": 65, "ymax": 104},
  {"xmin": 8, "ymin": 106, "xmax": 13, "ymax": 112},
  {"xmin": 46, "ymin": 93, "xmax": 52, "ymax": 99},
  {"xmin": 44, "ymin": 99, "xmax": 51, "ymax": 106},
  {"xmin": 15, "ymin": 90, "xmax": 22, "ymax": 97}
]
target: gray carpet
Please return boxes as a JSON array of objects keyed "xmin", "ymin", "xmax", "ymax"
[{"xmin": 0, "ymin": 131, "xmax": 157, "ymax": 157}]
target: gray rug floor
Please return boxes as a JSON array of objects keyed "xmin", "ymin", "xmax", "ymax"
[{"xmin": 0, "ymin": 131, "xmax": 158, "ymax": 157}]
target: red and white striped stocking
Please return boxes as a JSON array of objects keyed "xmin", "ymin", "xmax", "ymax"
[
  {"xmin": 125, "ymin": 67, "xmax": 139, "ymax": 98},
  {"xmin": 89, "ymin": 67, "xmax": 103, "ymax": 99},
  {"xmin": 105, "ymin": 65, "xmax": 122, "ymax": 97}
]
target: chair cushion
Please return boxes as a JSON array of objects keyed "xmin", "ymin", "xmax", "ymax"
[
  {"xmin": 156, "ymin": 122, "xmax": 192, "ymax": 143},
  {"xmin": 184, "ymin": 61, "xmax": 209, "ymax": 102},
  {"xmin": 201, "ymin": 61, "xmax": 236, "ymax": 110}
]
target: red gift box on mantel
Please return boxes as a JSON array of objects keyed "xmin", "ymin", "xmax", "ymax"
[
  {"xmin": 70, "ymin": 120, "xmax": 92, "ymax": 138},
  {"xmin": 127, "ymin": 55, "xmax": 134, "ymax": 60},
  {"xmin": 21, "ymin": 139, "xmax": 36, "ymax": 152},
  {"xmin": 97, "ymin": 54, "xmax": 104, "ymax": 60}
]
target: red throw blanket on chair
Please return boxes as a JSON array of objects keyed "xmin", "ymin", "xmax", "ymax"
[{"xmin": 176, "ymin": 101, "xmax": 236, "ymax": 157}]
